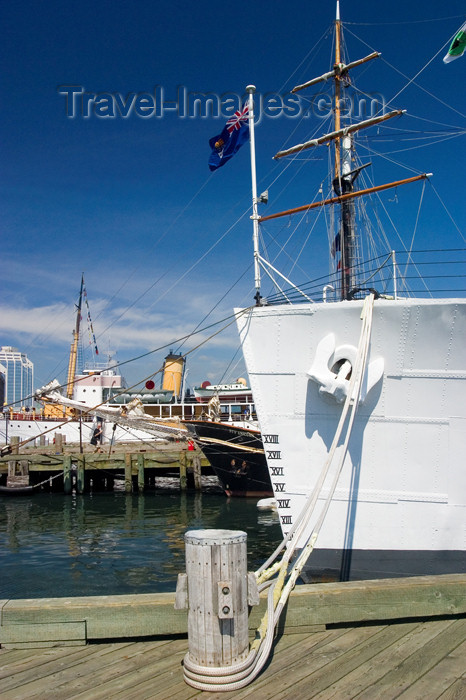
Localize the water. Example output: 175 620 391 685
0 491 282 599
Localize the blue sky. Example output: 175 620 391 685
1 0 465 396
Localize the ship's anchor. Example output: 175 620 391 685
307 332 384 404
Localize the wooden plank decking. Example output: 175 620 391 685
1 575 465 698
1 617 465 699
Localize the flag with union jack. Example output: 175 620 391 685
208 103 249 171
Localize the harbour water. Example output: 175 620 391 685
0 490 282 599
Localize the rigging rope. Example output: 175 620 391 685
343 25 465 120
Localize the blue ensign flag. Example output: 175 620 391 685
208 103 249 171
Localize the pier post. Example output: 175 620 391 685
10 436 20 453
6 440 30 488
63 455 72 494
179 529 251 676
77 456 85 494
124 453 132 493
193 454 202 491
137 454 145 493
7 437 20 487
54 433 63 453
179 450 187 491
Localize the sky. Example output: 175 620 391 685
1 0 465 398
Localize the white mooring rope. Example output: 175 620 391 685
183 294 376 691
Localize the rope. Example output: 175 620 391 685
183 294 376 690
32 471 65 489
195 436 264 455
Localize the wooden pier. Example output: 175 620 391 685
1 574 465 698
0 439 213 493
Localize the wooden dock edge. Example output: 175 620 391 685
1 573 465 648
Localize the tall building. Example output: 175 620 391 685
0 362 5 408
0 346 34 409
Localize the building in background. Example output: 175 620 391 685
0 362 5 408
0 346 34 409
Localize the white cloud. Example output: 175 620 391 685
0 302 75 345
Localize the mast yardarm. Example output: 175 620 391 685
273 111 404 160
291 52 380 93
258 174 431 223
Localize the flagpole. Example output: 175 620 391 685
246 85 262 304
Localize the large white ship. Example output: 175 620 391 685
236 4 466 580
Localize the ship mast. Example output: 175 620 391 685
334 0 342 179
66 274 84 399
255 1 431 302
334 1 356 300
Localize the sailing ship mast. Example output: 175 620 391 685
257 0 430 302
66 274 84 399
334 0 355 299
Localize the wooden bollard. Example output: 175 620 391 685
176 529 259 673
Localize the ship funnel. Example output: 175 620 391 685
161 351 186 401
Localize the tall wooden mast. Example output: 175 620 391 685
66 274 84 399
334 0 342 180
256 1 427 302
334 0 356 300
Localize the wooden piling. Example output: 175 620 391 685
76 457 85 494
54 433 63 453
63 455 72 494
193 455 202 491
124 453 132 493
137 454 145 493
179 451 187 491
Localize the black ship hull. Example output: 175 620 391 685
186 420 272 497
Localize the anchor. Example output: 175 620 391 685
307 333 384 404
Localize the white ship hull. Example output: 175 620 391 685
237 297 466 578
4 418 158 445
